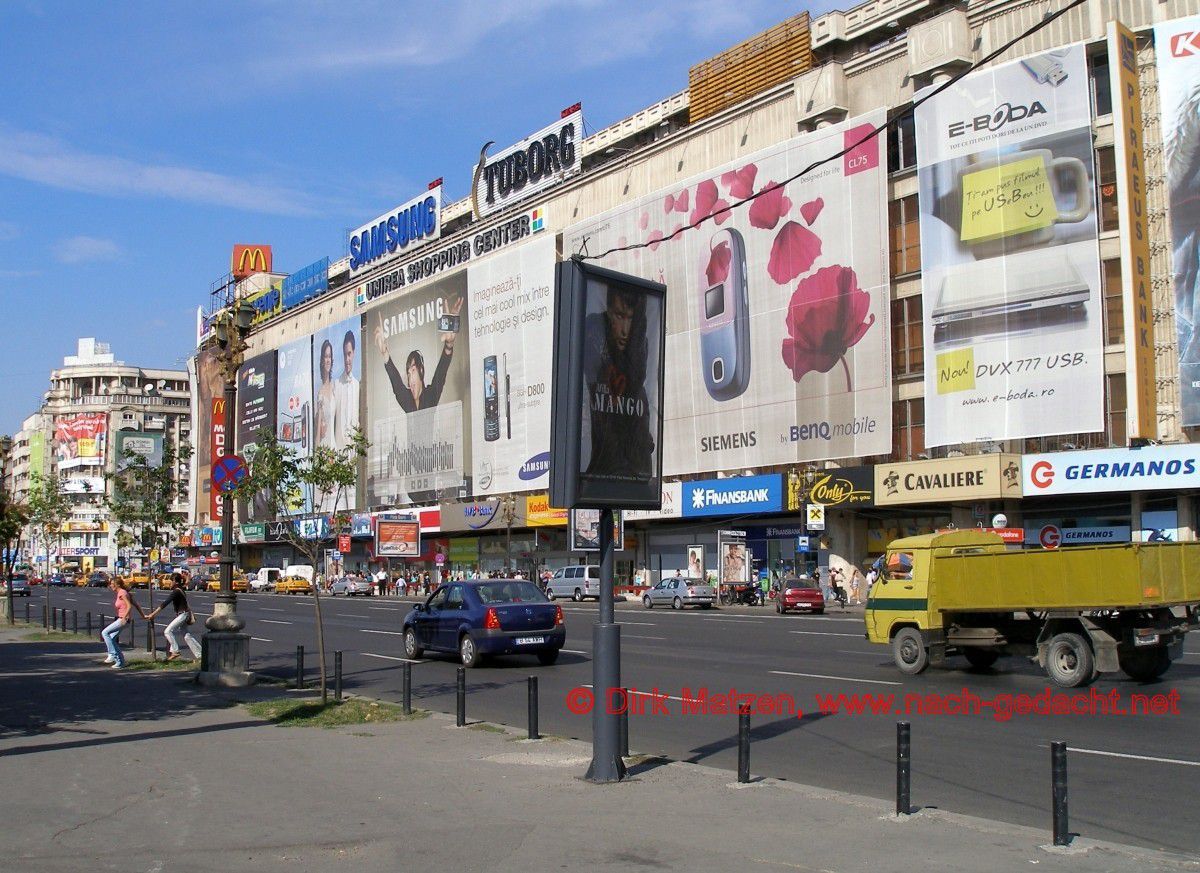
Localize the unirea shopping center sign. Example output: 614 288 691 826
1022 445 1200 495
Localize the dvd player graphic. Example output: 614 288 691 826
932 250 1089 344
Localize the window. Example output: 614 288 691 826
1106 373 1127 447
889 195 921 276
1097 147 1118 232
891 295 924 376
887 111 917 173
1101 259 1124 346
1089 50 1113 118
445 586 465 610
892 398 925 460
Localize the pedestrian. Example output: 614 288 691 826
145 572 201 662
373 566 386 596
101 577 145 669
849 566 863 605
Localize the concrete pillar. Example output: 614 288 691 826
1177 494 1196 542
1130 492 1144 543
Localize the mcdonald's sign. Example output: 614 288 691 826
231 244 273 280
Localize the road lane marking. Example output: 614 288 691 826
561 649 589 655
703 618 767 624
368 607 403 611
1058 747 1200 767
583 684 703 705
361 629 405 636
260 608 286 612
769 670 901 687
251 637 273 643
623 635 667 641
260 619 292 625
362 652 426 663
789 630 863 638
836 649 884 657
617 621 656 626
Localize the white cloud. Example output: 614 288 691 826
55 235 122 264
0 127 318 217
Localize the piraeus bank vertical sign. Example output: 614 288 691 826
472 105 582 219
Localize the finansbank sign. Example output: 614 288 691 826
682 475 782 518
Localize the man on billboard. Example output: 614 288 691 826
582 285 655 479
374 296 463 412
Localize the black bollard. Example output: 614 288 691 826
126 619 134 648
402 661 412 715
334 651 343 702
72 610 78 634
24 601 30 624
456 667 466 727
85 611 91 635
528 676 539 740
897 722 911 815
1052 741 1070 846
618 687 629 758
145 618 154 654
737 703 751 784
42 603 47 629
296 645 305 689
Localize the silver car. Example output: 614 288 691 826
642 577 715 609
330 576 374 596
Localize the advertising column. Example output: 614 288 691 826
1155 14 1200 425
915 44 1104 444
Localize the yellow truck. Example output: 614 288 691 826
865 530 1200 687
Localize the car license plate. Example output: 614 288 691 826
1134 633 1159 647
515 636 545 646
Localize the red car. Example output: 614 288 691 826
776 576 824 614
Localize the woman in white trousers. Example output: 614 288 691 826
146 573 201 661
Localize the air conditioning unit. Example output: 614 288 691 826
907 9 972 80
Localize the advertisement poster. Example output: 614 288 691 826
720 542 749 583
376 518 421 557
237 351 277 522
54 412 108 467
564 112 891 476
569 508 623 552
311 317 362 512
914 43 1104 444
363 273 470 505
194 349 224 523
114 431 164 470
1156 14 1200 425
687 545 705 579
467 236 556 495
276 336 313 514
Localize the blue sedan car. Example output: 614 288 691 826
402 579 565 667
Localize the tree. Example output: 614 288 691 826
0 498 29 624
234 426 368 703
27 473 71 620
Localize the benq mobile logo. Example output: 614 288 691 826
1171 30 1200 57
947 101 1047 138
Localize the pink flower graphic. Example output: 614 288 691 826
768 221 821 285
799 197 824 226
721 164 758 199
663 194 675 213
781 265 874 390
638 212 650 230
706 240 732 286
748 180 792 230
647 229 664 251
690 179 719 225
673 188 690 213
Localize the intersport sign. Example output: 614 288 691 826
1022 446 1200 496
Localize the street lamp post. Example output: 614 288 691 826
500 495 517 574
199 300 255 687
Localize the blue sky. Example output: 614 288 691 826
0 0 842 436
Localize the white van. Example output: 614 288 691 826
545 566 601 601
250 567 283 592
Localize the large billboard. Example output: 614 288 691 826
237 351 277 522
312 317 362 512
114 431 164 470
915 43 1104 445
564 112 891 476
194 349 224 524
54 412 108 468
276 336 313 514
467 236 557 495
473 106 582 219
1156 14 1200 425
363 272 470 505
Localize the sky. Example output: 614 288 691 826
0 0 845 436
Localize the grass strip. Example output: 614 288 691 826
244 697 427 728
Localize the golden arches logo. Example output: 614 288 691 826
231 244 272 279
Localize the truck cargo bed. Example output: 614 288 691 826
931 542 1200 612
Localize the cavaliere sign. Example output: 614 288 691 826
1022 445 1200 496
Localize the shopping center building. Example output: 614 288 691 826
191 0 1200 585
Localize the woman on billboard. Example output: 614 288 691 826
315 339 337 449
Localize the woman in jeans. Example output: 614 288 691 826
101 577 144 669
145 573 201 661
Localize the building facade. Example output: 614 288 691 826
196 0 1200 584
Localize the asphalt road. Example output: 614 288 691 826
29 585 1200 854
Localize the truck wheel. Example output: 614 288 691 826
963 649 999 670
1119 647 1170 682
1045 633 1094 688
892 628 928 675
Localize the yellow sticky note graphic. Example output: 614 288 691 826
960 156 1058 243
936 348 975 395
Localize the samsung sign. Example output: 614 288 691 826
1023 445 1200 496
472 105 582 219
349 188 442 277
682 474 783 518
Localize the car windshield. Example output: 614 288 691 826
475 581 548 604
785 578 818 590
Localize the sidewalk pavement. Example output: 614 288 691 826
1 627 1193 873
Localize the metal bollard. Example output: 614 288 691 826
528 676 539 740
1052 741 1070 846
146 618 154 654
334 651 343 702
897 722 911 815
737 703 751 783
42 603 48 629
72 610 78 634
126 619 134 648
456 667 466 727
402 661 412 715
618 687 629 758
85 612 91 635
24 601 30 624
296 645 305 689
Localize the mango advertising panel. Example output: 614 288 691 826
564 112 891 476
914 43 1104 445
